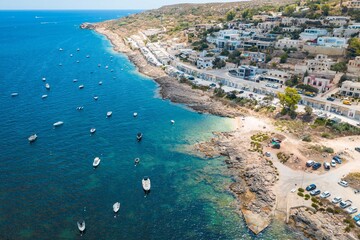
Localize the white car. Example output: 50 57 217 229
338 180 349 187
331 160 336 167
320 191 331 198
346 207 358 214
332 197 342 204
265 152 271 157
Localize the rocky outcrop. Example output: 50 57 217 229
80 22 95 30
194 132 278 234
289 207 358 240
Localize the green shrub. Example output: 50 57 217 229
298 192 304 197
326 207 334 213
311 203 319 209
345 226 351 233
298 188 304 192
305 194 310 198
323 147 334 153
321 132 332 138
311 197 318 203
302 135 312 142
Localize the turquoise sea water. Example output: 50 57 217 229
0 11 301 239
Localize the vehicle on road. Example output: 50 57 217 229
323 162 330 170
310 189 321 196
320 191 331 198
312 162 321 170
306 160 315 167
340 200 352 209
332 197 342 204
333 156 342 164
354 214 360 222
331 160 336 167
338 180 348 187
327 97 335 101
355 147 360 153
346 207 358 214
306 184 316 191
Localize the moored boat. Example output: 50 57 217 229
93 96 98 101
59 48 63 51
76 106 84 110
134 158 140 165
45 83 50 90
133 112 138 117
77 220 85 234
42 77 46 81
113 202 120 213
11 93 19 97
53 121 64 127
137 132 142 141
90 128 96 134
73 79 78 82
142 177 151 193
79 85 84 89
77 48 80 51
98 81 102 85
106 111 112 118
93 157 100 167
170 120 175 124
42 94 48 99
28 134 37 143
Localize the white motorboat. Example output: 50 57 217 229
98 81 102 85
79 85 84 89
77 220 85 233
105 66 109 69
86 55 90 58
77 48 80 52
113 202 120 213
76 60 80 63
106 111 112 118
59 63 62 66
93 157 100 167
42 77 46 81
28 134 37 143
70 54 73 57
90 128 96 134
110 69 114 72
170 120 175 124
73 79 78 82
53 121 64 127
134 158 140 165
59 48 63 51
137 132 143 141
76 106 84 110
45 83 50 90
133 112 138 117
42 94 48 99
93 96 98 100
142 177 151 192
97 64 101 67
11 93 19 97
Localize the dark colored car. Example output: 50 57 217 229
355 147 360 153
306 184 316 191
312 162 321 170
333 156 342 164
327 97 335 101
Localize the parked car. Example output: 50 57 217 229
306 160 315 167
272 138 282 143
353 214 360 222
310 189 321 196
346 207 358 214
343 100 351 105
355 147 360 153
327 97 335 101
332 197 342 204
323 162 330 170
340 200 352 209
333 156 342 164
306 184 317 191
355 190 360 194
356 221 360 227
312 162 321 170
265 152 271 157
338 180 349 187
331 160 336 167
239 90 244 94
320 191 331 198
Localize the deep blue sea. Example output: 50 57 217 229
0 10 300 239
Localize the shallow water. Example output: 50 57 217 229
0 10 301 239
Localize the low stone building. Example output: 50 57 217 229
340 81 360 98
347 56 360 74
275 38 303 49
303 75 333 93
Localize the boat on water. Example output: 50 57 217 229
86 55 90 58
105 66 109 69
76 60 80 63
137 132 143 141
53 121 64 127
133 112 138 117
76 106 84 111
11 93 19 97
90 128 96 134
77 48 80 52
110 69 114 72
134 158 140 165
59 63 62 66
170 120 175 124
93 96 98 101
73 79 78 82
106 111 112 118
98 81 102 85
97 64 101 67
70 54 73 57
59 48 63 51
113 202 120 213
42 94 48 99
77 220 86 234
45 83 50 90
28 134 37 143
142 177 151 193
93 157 101 167
79 85 84 89
42 77 46 81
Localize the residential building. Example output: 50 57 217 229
242 51 266 62
325 16 350 26
316 37 348 48
241 39 273 50
275 38 303 49
306 54 335 72
257 21 280 31
281 17 309 26
196 57 214 69
300 28 328 41
252 15 271 22
206 30 241 50
348 56 360 74
303 75 333 92
332 27 360 38
282 26 302 32
259 70 291 84
348 0 360 9
340 81 360 97
233 65 259 80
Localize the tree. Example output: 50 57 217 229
330 62 347 73
226 11 236 21
277 87 302 115
283 5 296 16
212 58 226 69
304 105 313 116
280 53 288 63
322 4 330 16
347 38 360 58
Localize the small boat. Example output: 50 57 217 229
77 48 80 52
113 202 120 213
110 69 114 72
77 220 85 234
86 55 90 58
59 63 62 66
42 77 46 81
170 120 175 124
79 85 84 89
90 128 96 134
53 121 64 127
93 96 98 101
134 158 140 165
70 54 73 57
137 132 143 141
142 177 151 193
76 106 84 111
42 94 48 99
59 48 63 51
93 157 100 167
105 66 109 69
73 79 78 82
133 112 138 117
28 134 37 143
11 93 19 97
98 81 102 85
98 64 101 67
106 111 112 118
76 60 80 63
45 83 50 90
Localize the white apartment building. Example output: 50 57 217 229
306 54 335 72
197 57 214 69
340 81 360 98
257 21 280 31
260 70 291 84
275 38 303 49
206 30 241 50
316 37 348 48
348 56 360 74
300 28 328 41
348 0 360 9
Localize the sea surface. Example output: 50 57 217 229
0 10 301 239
